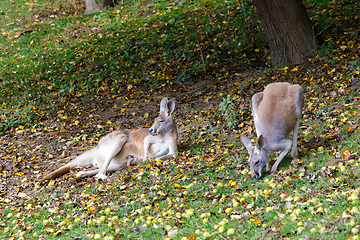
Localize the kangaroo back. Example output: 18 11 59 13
258 82 298 139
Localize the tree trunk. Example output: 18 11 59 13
253 0 322 66
103 0 118 8
85 0 118 14
85 0 101 14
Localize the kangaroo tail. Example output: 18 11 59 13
39 164 72 182
39 148 97 182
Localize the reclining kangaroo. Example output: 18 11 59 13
241 82 304 178
40 97 178 181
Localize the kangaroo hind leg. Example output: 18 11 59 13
290 85 304 158
251 92 264 137
40 147 97 182
76 163 127 178
94 133 128 180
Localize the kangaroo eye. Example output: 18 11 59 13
159 119 165 122
254 160 260 165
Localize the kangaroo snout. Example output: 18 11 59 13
149 128 157 136
251 172 261 179
249 175 260 181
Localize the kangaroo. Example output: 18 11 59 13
241 82 304 178
40 97 178 181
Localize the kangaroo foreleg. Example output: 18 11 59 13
269 139 292 173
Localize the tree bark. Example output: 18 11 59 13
103 0 117 8
85 0 118 14
253 0 322 66
85 0 101 14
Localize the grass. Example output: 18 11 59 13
1 0 360 239
1 0 264 130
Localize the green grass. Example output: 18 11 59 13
1 0 263 130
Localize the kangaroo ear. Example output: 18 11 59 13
255 135 265 150
166 99 175 116
160 97 169 113
240 134 252 151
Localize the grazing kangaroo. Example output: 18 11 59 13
40 97 178 181
241 82 304 178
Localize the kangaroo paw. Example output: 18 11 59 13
76 171 86 178
291 149 298 158
270 167 278 174
291 157 300 166
94 173 108 180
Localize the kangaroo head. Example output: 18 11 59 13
240 135 269 178
149 97 176 136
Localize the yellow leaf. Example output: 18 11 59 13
48 180 55 187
